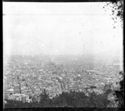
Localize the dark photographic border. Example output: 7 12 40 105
1 0 124 111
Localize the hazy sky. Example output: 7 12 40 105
3 2 123 59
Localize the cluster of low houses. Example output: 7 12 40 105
4 93 33 104
7 93 32 103
3 89 38 104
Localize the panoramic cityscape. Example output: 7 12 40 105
3 2 123 108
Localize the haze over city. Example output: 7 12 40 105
3 2 123 63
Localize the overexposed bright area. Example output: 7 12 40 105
3 2 123 63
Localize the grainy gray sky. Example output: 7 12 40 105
3 2 123 60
